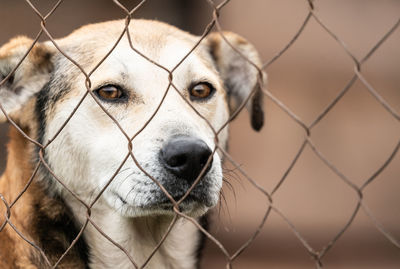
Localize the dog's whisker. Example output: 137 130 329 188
220 190 232 224
222 177 238 204
122 180 143 204
215 190 233 233
117 167 132 174
223 167 244 187
118 171 137 187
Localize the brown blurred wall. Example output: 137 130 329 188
202 1 400 268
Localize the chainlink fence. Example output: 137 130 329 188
0 0 399 268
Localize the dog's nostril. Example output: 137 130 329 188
200 151 212 166
168 154 187 167
160 136 213 184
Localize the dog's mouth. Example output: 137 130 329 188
116 192 211 216
118 193 202 207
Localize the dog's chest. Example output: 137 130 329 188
71 205 201 269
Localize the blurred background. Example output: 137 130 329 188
0 0 399 268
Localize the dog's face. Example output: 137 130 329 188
0 20 264 218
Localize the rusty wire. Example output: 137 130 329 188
0 0 399 268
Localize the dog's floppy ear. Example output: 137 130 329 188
206 32 266 131
0 36 54 123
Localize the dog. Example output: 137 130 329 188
0 19 264 268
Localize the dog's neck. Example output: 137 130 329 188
65 195 202 269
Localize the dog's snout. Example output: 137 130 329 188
160 136 213 184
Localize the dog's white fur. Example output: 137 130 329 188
0 20 264 268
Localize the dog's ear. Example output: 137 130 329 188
0 36 54 123
206 32 266 131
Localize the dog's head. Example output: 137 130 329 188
0 20 265 218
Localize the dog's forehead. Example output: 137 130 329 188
56 20 217 91
58 20 211 69
92 39 210 78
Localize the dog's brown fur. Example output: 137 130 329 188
0 127 88 268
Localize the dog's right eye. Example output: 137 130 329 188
189 82 215 101
94 85 126 102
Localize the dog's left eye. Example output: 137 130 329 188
189 83 215 100
94 85 125 101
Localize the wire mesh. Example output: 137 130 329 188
0 0 399 268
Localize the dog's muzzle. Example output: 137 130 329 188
109 135 220 217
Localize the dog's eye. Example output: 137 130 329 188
189 83 215 100
94 85 125 101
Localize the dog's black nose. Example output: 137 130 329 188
160 136 213 184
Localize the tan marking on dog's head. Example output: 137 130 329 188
0 36 54 124
0 36 33 59
0 36 52 69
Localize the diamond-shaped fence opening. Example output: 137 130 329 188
0 0 399 268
